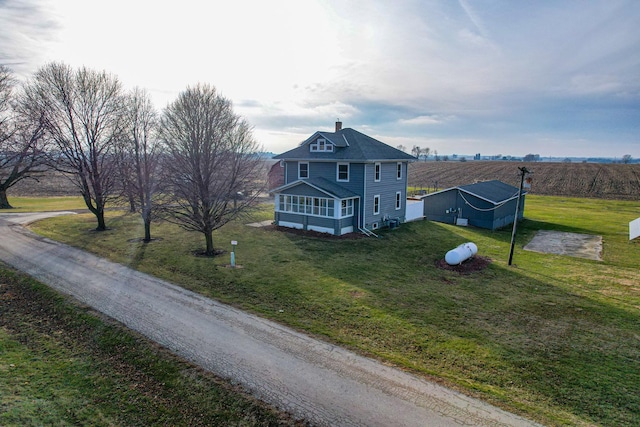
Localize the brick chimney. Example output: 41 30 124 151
335 120 342 132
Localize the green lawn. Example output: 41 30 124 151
0 265 299 426
2 196 87 212
28 195 640 426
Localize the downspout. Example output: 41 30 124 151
359 225 378 238
358 164 378 237
403 162 408 222
362 162 367 230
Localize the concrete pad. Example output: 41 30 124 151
246 220 273 228
524 230 602 261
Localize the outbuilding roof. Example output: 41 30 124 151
273 128 416 162
458 180 521 204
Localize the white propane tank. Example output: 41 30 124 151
445 242 478 265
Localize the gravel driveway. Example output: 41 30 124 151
0 212 541 427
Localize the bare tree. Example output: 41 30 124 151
160 84 263 256
121 87 161 242
622 154 632 164
396 144 406 152
423 147 431 162
0 65 13 128
22 63 125 230
411 145 422 159
0 66 49 209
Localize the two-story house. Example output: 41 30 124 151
271 122 416 235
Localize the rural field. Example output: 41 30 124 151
3 162 640 426
11 161 640 200
409 161 640 200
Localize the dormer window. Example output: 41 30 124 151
310 138 334 152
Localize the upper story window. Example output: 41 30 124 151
310 138 334 152
298 162 309 179
374 162 381 182
337 162 349 182
396 162 402 180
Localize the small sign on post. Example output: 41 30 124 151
230 240 238 268
630 218 640 241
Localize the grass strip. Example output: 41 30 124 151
1 196 87 212
0 264 301 427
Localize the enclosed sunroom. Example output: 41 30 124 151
273 177 360 235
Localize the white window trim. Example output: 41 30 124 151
298 162 309 179
310 138 334 152
396 162 402 180
374 162 381 182
373 194 380 215
277 194 335 218
337 162 350 182
339 198 355 218
395 191 402 210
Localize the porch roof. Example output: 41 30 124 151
272 177 360 200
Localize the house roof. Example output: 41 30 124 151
273 128 417 162
458 180 521 204
271 177 360 200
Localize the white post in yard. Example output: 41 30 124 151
230 240 238 268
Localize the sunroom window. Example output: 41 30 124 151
277 195 335 218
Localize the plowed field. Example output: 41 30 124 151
9 162 640 201
409 161 640 200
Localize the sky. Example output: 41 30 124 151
1 0 639 159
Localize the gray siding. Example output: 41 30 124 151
424 189 458 224
423 188 525 230
274 210 355 235
284 161 296 184
280 159 408 233
308 162 335 180
363 162 407 228
275 211 339 230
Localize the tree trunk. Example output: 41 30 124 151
128 194 136 213
0 189 13 209
143 216 152 242
95 209 107 231
204 231 214 256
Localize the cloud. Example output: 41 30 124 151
399 115 454 126
0 0 61 76
1 0 638 158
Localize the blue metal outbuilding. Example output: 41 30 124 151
422 180 525 230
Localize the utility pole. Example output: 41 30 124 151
508 167 531 266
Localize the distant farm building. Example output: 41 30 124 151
421 180 525 230
267 161 285 190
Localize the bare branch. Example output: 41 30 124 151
20 62 125 229
159 83 264 255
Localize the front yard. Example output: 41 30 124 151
28 195 640 426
